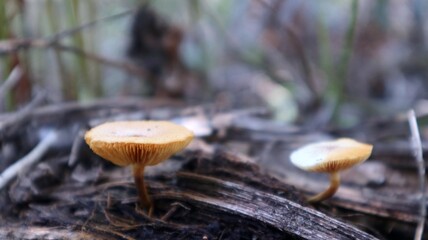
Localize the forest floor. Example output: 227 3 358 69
0 98 425 239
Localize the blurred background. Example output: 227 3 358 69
1 0 428 129
1 2 427 238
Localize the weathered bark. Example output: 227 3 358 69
225 121 424 225
0 150 377 239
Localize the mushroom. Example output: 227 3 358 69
85 121 194 215
290 138 373 203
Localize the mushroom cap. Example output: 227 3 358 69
85 121 194 167
290 138 373 173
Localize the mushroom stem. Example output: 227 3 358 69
132 164 153 216
308 171 340 203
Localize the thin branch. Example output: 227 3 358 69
54 44 146 77
91 225 136 240
68 129 86 167
0 91 45 134
34 9 132 44
0 9 134 54
0 130 58 190
0 66 23 106
0 226 96 239
408 109 426 240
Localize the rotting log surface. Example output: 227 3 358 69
0 149 377 239
226 122 424 224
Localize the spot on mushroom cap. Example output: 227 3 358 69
290 138 373 173
85 121 194 167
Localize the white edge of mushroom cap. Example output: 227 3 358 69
290 138 373 172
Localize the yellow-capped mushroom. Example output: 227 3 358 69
85 121 194 215
290 138 373 203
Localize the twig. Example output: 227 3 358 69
0 130 58 190
160 202 191 221
407 109 426 240
54 44 146 77
68 129 87 167
102 208 143 230
91 225 136 240
0 66 23 106
0 91 45 135
0 226 95 239
0 9 134 54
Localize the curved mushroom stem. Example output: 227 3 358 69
132 164 153 216
308 171 340 203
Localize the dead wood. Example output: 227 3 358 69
221 117 426 238
0 226 100 240
0 100 424 239
0 149 378 239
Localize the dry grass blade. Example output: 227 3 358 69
408 109 426 240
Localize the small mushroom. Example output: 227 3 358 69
290 138 373 203
85 121 194 215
